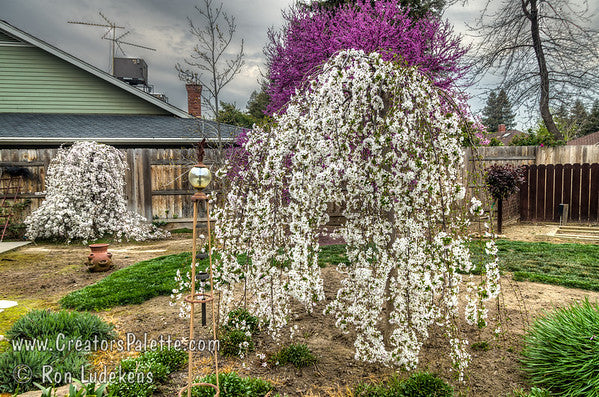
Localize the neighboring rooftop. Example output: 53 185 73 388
0 113 242 146
567 131 599 146
486 124 524 145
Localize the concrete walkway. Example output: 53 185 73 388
0 241 30 254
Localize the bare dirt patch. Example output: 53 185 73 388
2 229 599 396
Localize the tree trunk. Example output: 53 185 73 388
497 199 503 234
524 0 563 141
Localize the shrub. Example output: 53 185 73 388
220 329 254 358
108 347 187 397
191 372 273 397
521 298 599 395
108 349 187 397
355 372 453 397
142 346 187 372
510 387 551 397
223 308 259 334
24 141 168 243
0 309 113 393
400 372 453 397
485 164 525 202
0 348 89 393
270 343 316 368
6 309 115 341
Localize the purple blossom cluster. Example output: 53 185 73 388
265 0 469 115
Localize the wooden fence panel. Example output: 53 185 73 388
581 164 591 221
6 145 599 225
591 164 599 221
536 165 546 220
545 165 554 221
520 166 530 221
528 165 537 221
519 162 599 223
563 164 572 220
571 164 581 222
553 164 563 221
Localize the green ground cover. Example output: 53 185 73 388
60 252 200 311
60 240 599 312
489 240 599 291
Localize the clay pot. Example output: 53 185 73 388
87 244 113 272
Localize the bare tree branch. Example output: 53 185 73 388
469 0 599 140
176 0 245 160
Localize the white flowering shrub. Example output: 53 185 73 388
25 141 169 243
209 50 499 377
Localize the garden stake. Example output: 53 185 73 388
179 141 219 397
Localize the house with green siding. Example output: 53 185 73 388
0 20 242 221
0 19 239 147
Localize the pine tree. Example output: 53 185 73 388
246 84 270 122
482 89 516 132
570 99 588 137
580 100 599 136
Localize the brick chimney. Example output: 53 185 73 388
185 84 202 117
498 124 506 133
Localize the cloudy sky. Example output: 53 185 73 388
1 0 573 128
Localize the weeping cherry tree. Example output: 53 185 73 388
212 50 499 378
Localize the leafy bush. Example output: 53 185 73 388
36 380 110 397
355 372 453 397
191 372 273 397
0 309 113 393
0 348 89 393
521 298 599 395
400 372 454 397
6 309 115 341
510 122 565 147
108 347 186 397
142 346 187 372
220 329 254 358
24 141 168 243
223 308 259 334
60 252 196 310
510 387 551 397
485 164 525 201
270 343 316 368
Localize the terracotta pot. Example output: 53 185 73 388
87 243 113 272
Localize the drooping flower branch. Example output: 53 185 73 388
212 50 498 378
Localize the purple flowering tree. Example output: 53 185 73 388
265 0 469 114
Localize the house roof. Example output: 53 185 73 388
0 113 242 146
567 131 599 146
0 19 191 119
486 129 524 145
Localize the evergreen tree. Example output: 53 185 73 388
580 99 599 136
482 89 516 131
312 0 446 18
246 84 270 122
570 99 588 137
216 102 255 129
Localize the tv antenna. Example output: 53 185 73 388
68 11 156 74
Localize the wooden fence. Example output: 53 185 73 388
0 148 214 221
520 164 599 223
5 145 599 224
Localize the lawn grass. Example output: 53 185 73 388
324 241 599 292
60 240 599 312
491 240 599 291
60 252 201 311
